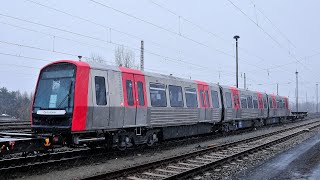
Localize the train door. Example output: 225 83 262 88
203 85 211 120
197 84 211 120
272 95 277 116
284 97 289 116
197 84 205 120
257 93 264 117
122 73 136 126
91 70 110 128
231 88 240 119
122 73 147 126
133 74 147 125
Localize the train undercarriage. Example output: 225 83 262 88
0 114 308 156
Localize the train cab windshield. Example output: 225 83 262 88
33 63 76 114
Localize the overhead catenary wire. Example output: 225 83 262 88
0 35 252 84
148 0 227 42
90 0 286 75
226 0 312 72
0 13 202 68
87 0 247 59
24 0 313 78
0 43 303 96
0 22 277 88
0 49 247 85
1 2 304 92
24 0 181 53
0 12 253 78
147 0 300 76
22 0 293 76
249 0 297 49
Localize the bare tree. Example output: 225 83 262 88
87 53 106 64
115 46 137 68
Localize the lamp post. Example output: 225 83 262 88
317 83 318 113
295 70 298 112
234 35 240 88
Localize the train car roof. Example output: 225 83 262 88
51 60 286 97
86 60 216 86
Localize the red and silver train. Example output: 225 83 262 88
31 60 290 149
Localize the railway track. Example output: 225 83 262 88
0 117 319 177
82 119 320 180
0 120 31 132
0 148 91 172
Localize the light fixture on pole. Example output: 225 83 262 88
233 35 240 88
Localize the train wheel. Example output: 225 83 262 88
117 140 127 151
146 133 158 147
146 136 154 147
117 136 131 151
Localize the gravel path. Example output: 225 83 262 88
13 119 320 180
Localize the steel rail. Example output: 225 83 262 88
82 120 320 180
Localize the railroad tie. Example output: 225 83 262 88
210 153 229 158
127 176 148 180
155 168 179 174
196 157 216 162
178 162 202 167
203 155 222 160
230 146 250 149
142 172 169 178
167 165 191 170
186 159 208 164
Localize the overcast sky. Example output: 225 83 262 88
1 0 319 104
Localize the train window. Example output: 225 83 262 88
95 76 107 105
225 92 232 108
247 96 253 108
253 96 258 109
277 100 280 109
211 90 219 108
185 87 198 107
137 81 145 106
269 98 273 108
278 99 282 108
233 94 239 108
150 83 167 107
240 95 247 108
169 85 184 107
279 100 283 109
126 80 134 106
200 90 205 107
263 97 268 109
205 90 210 107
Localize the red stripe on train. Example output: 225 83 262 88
70 60 90 131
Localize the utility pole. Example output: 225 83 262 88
140 40 144 71
277 83 279 95
234 35 240 88
317 83 319 113
295 71 299 112
244 73 246 89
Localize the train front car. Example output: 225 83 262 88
31 60 90 145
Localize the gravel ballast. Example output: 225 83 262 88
197 125 320 179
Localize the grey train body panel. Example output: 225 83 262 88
64 61 291 137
